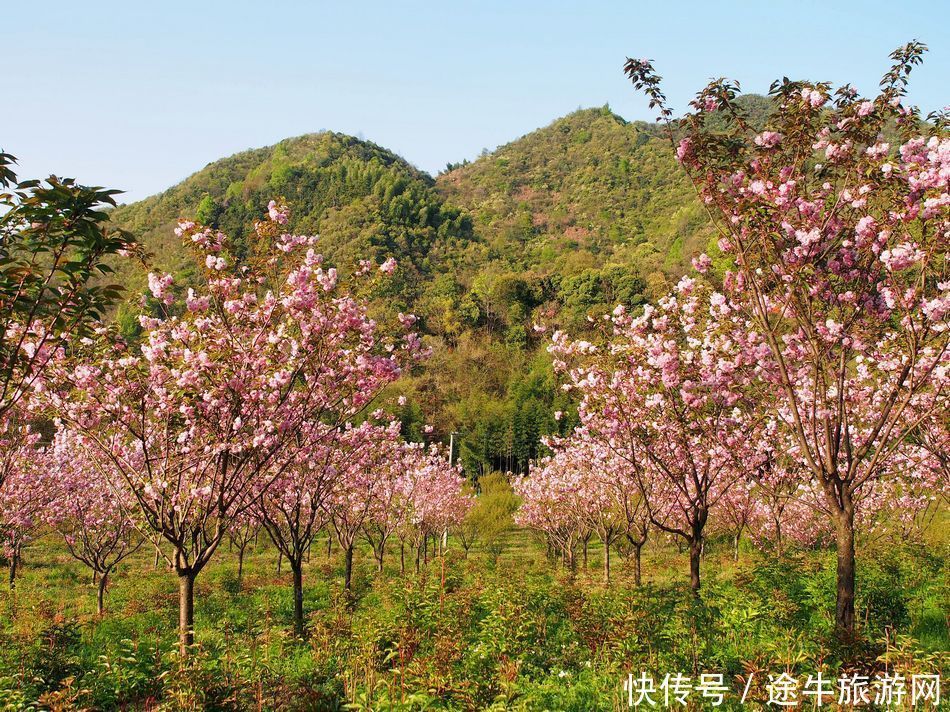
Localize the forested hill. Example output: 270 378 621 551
109 107 716 476
436 106 710 297
110 131 475 309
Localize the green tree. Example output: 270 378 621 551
0 151 136 418
459 472 519 564
194 194 222 227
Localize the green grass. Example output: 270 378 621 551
0 531 947 710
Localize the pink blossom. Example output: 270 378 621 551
880 243 923 271
147 272 175 305
267 199 289 225
675 137 693 163
800 87 826 108
753 131 782 148
43 208 426 649
205 254 227 271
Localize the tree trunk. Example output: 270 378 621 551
326 534 332 559
8 552 18 590
97 570 108 615
582 538 589 570
688 510 706 594
774 512 783 557
178 571 196 656
237 547 245 585
276 549 282 575
688 537 701 594
343 544 354 591
400 542 405 574
154 545 161 569
291 561 304 636
603 542 610 584
632 542 642 586
835 507 856 640
733 532 741 563
566 546 577 576
374 542 385 573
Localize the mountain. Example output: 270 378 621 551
110 131 474 316
109 108 714 476
436 106 710 294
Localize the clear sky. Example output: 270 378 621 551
6 0 948 203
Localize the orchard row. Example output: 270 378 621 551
0 44 947 657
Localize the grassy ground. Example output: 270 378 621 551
0 530 947 710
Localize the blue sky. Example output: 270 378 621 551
6 0 947 203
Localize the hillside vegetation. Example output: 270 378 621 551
110 107 714 475
111 132 474 306
436 106 710 296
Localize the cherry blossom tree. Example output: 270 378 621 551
514 458 588 573
745 445 810 557
743 428 937 554
716 481 757 562
43 425 142 614
402 443 470 566
0 416 50 589
519 429 650 584
749 459 941 555
328 420 405 594
361 438 420 574
625 42 949 637
527 432 635 583
257 418 404 632
227 510 260 588
45 209 420 654
253 422 335 636
619 492 650 587
355 438 467 579
550 278 769 592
